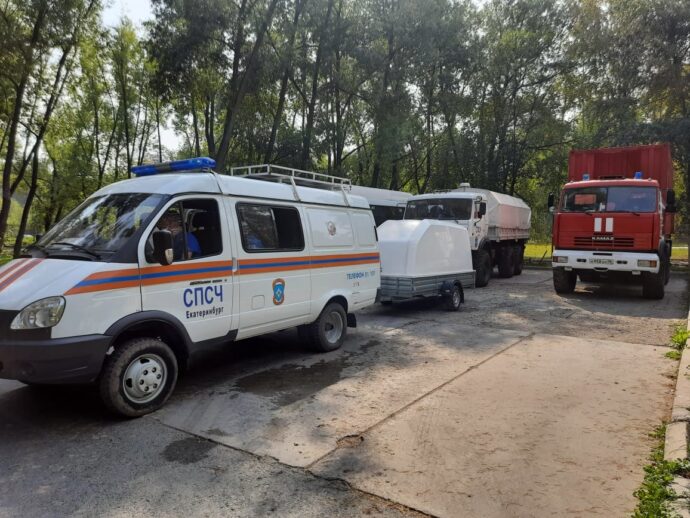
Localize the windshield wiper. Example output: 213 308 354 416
48 241 101 259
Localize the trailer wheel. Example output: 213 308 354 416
497 247 514 278
642 268 665 300
443 284 463 311
474 249 492 287
305 302 347 352
513 245 524 276
553 268 576 294
99 337 178 418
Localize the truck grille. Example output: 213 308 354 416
573 236 635 248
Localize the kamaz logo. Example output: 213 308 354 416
592 236 614 241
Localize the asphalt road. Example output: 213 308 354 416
0 269 686 517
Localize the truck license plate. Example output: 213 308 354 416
590 258 613 265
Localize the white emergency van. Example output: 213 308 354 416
0 158 380 417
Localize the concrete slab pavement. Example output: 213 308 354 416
312 333 675 517
156 322 528 467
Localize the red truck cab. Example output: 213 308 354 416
549 144 676 299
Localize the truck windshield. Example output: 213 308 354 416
36 193 166 260
405 198 473 220
561 186 657 213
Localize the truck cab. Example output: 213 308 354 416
0 158 380 417
550 144 676 299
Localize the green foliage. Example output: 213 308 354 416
633 425 690 518
2 0 690 251
671 325 689 351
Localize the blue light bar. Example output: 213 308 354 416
582 173 590 181
634 171 643 179
132 157 216 177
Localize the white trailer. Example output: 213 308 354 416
377 219 475 310
403 184 531 287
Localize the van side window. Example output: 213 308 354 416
237 203 304 253
147 198 222 262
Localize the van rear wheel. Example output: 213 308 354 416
305 302 347 352
99 337 178 418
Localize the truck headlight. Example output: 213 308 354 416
553 255 568 264
10 297 66 330
637 260 657 268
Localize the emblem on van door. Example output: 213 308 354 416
327 221 337 236
272 278 285 305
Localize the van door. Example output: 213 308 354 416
231 200 311 338
138 195 234 343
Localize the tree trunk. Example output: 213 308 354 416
265 0 305 163
300 0 334 169
13 153 40 257
215 0 280 173
0 3 48 249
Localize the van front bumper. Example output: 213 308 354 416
551 249 661 274
0 334 111 384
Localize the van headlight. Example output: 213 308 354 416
11 297 66 330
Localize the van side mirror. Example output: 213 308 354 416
667 189 677 213
478 202 487 218
547 193 555 211
152 230 174 266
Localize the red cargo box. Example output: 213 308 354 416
568 144 673 191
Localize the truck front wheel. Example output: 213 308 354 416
497 247 514 278
553 268 576 294
473 249 492 287
642 268 665 300
99 337 179 418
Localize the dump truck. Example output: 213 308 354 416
549 143 676 299
403 186 531 287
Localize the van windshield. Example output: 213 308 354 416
561 186 657 213
405 198 473 220
36 193 165 260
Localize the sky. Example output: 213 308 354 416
102 0 153 28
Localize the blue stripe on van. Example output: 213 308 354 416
75 265 232 287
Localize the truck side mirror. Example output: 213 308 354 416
152 230 174 266
478 202 487 218
667 189 677 213
547 193 555 210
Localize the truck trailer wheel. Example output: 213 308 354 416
513 245 524 276
642 269 665 300
497 247 514 278
473 249 492 287
99 337 178 418
305 302 347 352
553 268 576 294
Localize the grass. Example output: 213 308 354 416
524 243 688 261
0 255 11 266
633 425 690 517
664 325 688 361
671 324 689 351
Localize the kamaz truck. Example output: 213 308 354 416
549 144 676 299
403 185 531 287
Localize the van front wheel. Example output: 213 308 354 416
99 337 178 418
305 302 347 352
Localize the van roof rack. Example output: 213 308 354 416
229 164 352 191
229 164 352 206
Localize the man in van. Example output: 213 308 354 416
157 210 201 260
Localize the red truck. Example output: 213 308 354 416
549 143 676 299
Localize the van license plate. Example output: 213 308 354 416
590 258 613 265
